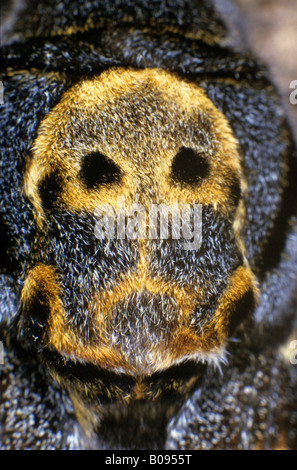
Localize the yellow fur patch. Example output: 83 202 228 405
24 67 244 229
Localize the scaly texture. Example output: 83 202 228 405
1 0 297 450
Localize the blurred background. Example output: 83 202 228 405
235 0 297 139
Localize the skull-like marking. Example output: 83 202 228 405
19 68 258 432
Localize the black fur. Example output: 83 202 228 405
1 0 297 450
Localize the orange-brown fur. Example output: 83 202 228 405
22 68 257 377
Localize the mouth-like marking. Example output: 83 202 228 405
18 261 257 378
44 350 206 403
43 351 207 435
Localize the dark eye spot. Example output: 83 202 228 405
0 214 19 273
19 289 50 347
227 287 256 336
38 171 63 212
79 152 122 189
171 147 209 186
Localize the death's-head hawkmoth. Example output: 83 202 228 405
1 0 297 450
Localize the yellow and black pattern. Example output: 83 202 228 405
1 0 297 450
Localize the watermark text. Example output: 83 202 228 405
0 341 4 365
289 80 297 105
290 339 297 365
94 197 202 250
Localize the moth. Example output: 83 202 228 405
1 0 297 450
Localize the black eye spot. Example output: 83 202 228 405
38 171 63 212
171 147 209 186
227 287 256 336
0 214 19 273
19 289 50 347
79 152 122 189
